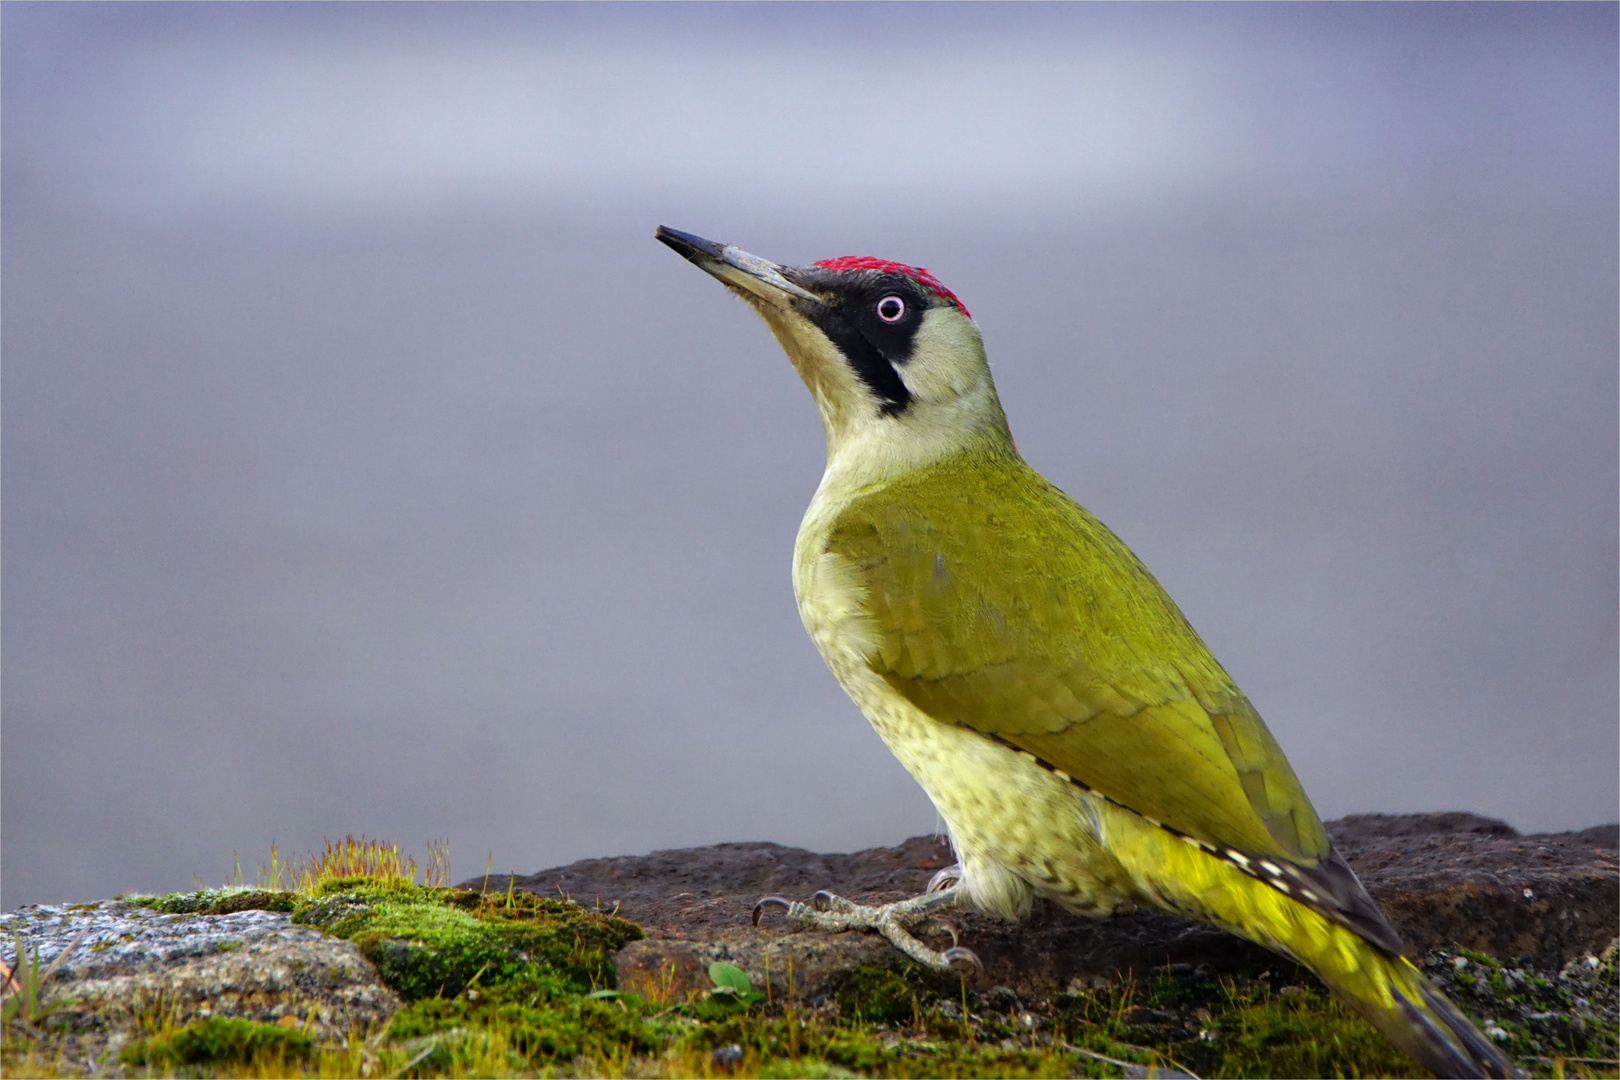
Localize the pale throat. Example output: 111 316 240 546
754 299 1014 494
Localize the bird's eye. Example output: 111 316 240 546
876 295 905 323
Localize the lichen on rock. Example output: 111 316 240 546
0 894 398 1073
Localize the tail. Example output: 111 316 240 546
1212 856 1522 1078
1204 851 1522 1077
1320 942 1520 1080
1122 821 1523 1077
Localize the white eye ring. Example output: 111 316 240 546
876 295 905 323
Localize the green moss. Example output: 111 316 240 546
1427 947 1618 1066
120 1016 312 1068
211 889 299 914
1195 980 1413 1078
835 966 923 1026
63 875 1607 1078
387 980 668 1063
27 954 1586 1079
126 888 298 915
756 1060 862 1078
291 880 641 1001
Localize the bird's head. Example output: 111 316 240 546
657 227 1013 476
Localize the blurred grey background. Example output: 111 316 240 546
3 3 1615 910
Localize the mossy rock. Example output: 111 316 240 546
46 867 1609 1077
833 964 944 1026
130 888 299 915
291 879 642 1001
387 982 668 1064
1424 947 1620 1063
121 1016 312 1068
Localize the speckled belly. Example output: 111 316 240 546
840 655 1139 921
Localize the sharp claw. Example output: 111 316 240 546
751 896 793 926
926 864 963 894
812 889 837 912
941 946 984 980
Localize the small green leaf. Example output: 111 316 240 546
708 989 763 1011
584 989 623 999
708 961 752 995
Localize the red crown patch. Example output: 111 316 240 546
812 256 971 320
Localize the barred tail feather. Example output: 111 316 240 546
1118 817 1523 1078
1218 869 1522 1078
1337 951 1519 1080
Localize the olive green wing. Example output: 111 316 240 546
826 451 1331 866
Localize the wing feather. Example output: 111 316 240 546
822 451 1409 947
825 450 1332 866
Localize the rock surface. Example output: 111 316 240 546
0 898 399 1065
2 813 1612 1077
471 813 1619 1004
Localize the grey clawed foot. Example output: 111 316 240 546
750 885 981 979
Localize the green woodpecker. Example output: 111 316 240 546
656 226 1517 1079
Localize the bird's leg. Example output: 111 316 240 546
752 884 983 978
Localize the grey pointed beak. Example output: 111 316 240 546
656 226 824 305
